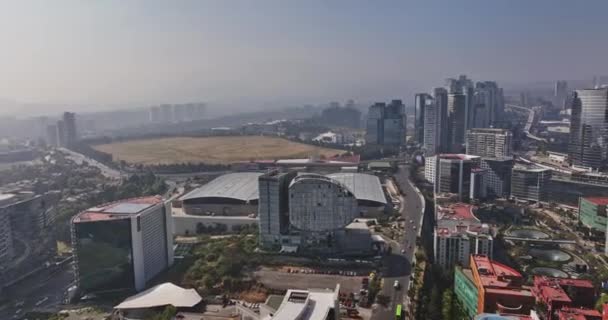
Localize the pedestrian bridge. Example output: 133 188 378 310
503 236 576 244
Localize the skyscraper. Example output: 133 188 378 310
365 100 406 146
555 80 568 109
415 93 431 145
465 128 513 158
365 102 385 145
434 87 449 152
448 93 467 153
568 88 608 169
62 112 77 147
422 95 440 156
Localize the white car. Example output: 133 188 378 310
393 280 401 290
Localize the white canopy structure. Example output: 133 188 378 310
114 283 202 310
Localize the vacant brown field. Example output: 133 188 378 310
93 136 345 165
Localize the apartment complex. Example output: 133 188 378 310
466 128 513 158
434 203 492 268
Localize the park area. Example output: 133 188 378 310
93 136 344 165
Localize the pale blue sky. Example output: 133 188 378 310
0 0 607 115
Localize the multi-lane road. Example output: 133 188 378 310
0 263 74 320
371 164 424 320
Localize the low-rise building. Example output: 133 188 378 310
434 203 493 268
237 285 340 320
556 307 601 320
454 255 534 319
578 197 607 235
531 276 596 320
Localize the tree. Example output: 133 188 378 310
442 289 454 320
428 285 442 320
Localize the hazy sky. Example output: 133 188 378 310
1 0 607 116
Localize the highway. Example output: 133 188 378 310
0 263 74 320
371 164 424 320
59 148 123 179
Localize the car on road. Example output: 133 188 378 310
393 280 401 290
400 249 406 254
409 219 413 224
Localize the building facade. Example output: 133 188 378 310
415 93 432 145
258 170 297 248
433 203 493 268
435 154 480 202
365 100 406 146
71 196 173 295
0 199 14 269
454 255 534 318
466 128 513 158
511 165 552 202
568 88 608 170
578 197 607 234
448 93 467 153
480 158 513 198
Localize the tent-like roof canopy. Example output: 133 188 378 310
115 282 202 310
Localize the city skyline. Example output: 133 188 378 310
1 0 608 116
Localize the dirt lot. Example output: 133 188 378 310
253 267 365 293
93 136 344 165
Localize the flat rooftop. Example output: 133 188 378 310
438 153 480 161
437 203 478 221
583 196 608 206
73 195 163 223
272 286 339 320
472 255 527 293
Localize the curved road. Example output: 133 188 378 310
371 164 424 320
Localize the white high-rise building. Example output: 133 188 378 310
465 128 513 158
433 203 493 269
422 96 441 156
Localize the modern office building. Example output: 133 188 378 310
466 128 513 158
429 154 480 202
568 88 608 170
511 164 552 202
62 112 77 147
531 276 595 320
258 170 297 248
435 87 450 153
71 196 173 295
45 124 59 146
548 173 608 206
448 93 467 153
256 172 385 253
364 100 406 146
480 158 514 198
0 195 14 269
434 204 492 269
422 94 440 156
3 192 56 237
554 81 569 110
454 255 534 319
415 93 432 145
